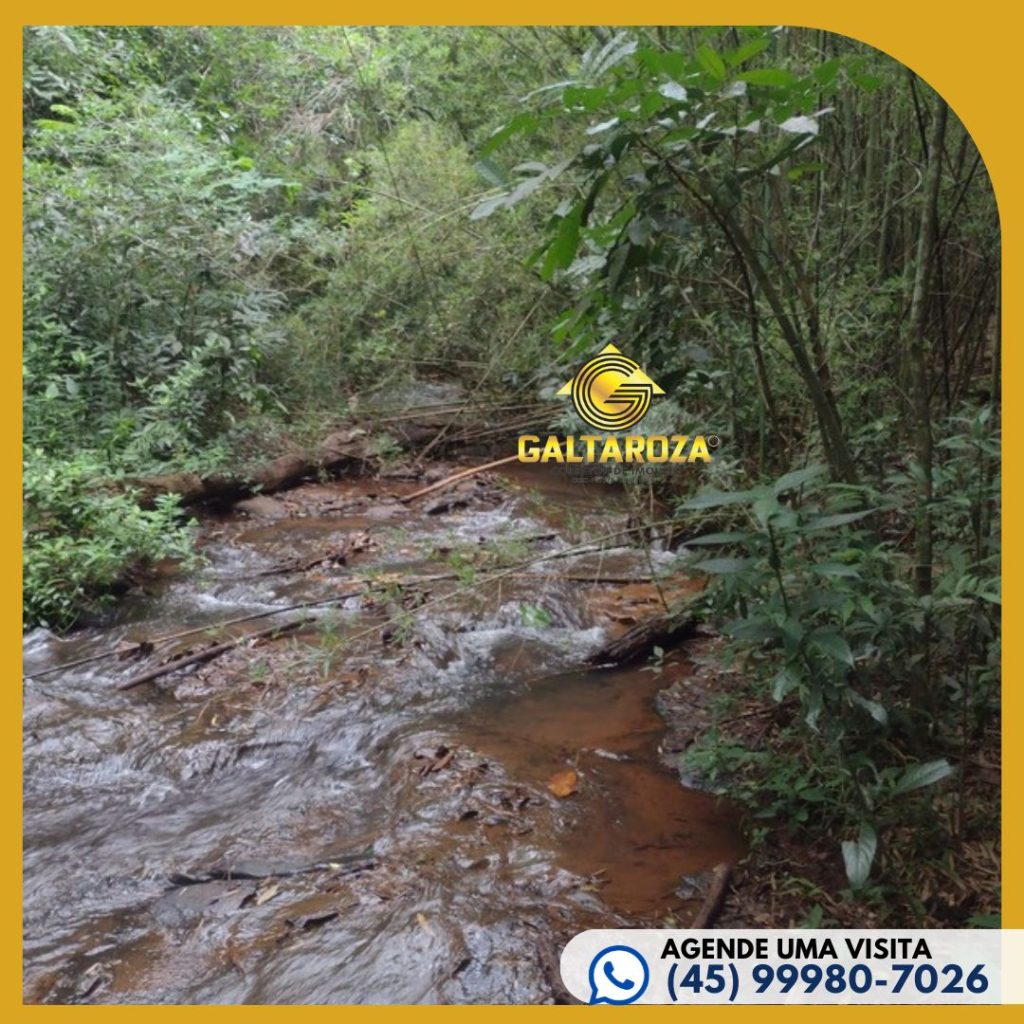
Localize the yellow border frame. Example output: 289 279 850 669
7 2 1015 1015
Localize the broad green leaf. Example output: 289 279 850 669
474 158 508 189
685 531 750 545
753 493 791 527
849 689 887 725
810 563 860 579
772 665 800 701
738 68 797 89
810 629 854 666
564 84 612 111
586 33 638 77
841 824 877 889
892 759 954 795
725 618 781 641
852 73 883 90
480 112 539 156
813 58 841 86
693 557 757 574
541 202 583 279
773 465 827 495
726 35 769 67
804 509 875 531
695 44 727 82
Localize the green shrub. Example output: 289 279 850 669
23 452 196 631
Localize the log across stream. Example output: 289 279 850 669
23 462 742 1004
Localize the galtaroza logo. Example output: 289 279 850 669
517 343 715 464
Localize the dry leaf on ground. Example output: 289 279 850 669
547 768 579 798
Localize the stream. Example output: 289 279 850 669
23 462 742 1004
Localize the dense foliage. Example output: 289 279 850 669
23 26 999 920
472 26 998 917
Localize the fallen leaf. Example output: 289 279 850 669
254 881 279 906
416 745 455 776
547 768 579 798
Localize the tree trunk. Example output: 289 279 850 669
907 95 949 597
120 429 373 508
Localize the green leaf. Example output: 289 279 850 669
753 493 792 528
810 629 854 667
738 68 797 89
852 73 884 91
772 665 800 701
725 618 781 641
810 563 860 579
520 602 552 628
541 202 583 279
892 759 955 795
804 509 875 531
813 58 841 86
686 531 750 545
474 158 509 188
841 824 877 889
849 690 887 725
693 557 757 574
726 36 769 67
695 44 727 82
49 103 79 121
480 112 539 156
967 914 1001 928
34 118 77 132
681 488 762 509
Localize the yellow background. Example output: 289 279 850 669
5 1 1015 1015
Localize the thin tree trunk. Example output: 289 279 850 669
907 94 948 597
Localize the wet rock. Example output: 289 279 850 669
235 495 289 519
424 493 471 515
152 880 257 927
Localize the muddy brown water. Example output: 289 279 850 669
23 463 742 1004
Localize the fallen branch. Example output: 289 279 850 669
117 616 316 692
25 593 366 680
690 862 732 928
399 455 520 504
121 429 372 509
586 597 702 667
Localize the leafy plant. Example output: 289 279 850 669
23 452 195 630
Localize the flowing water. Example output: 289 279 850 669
23 463 742 1004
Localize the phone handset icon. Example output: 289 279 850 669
604 961 636 990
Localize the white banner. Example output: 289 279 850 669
560 929 1022 1004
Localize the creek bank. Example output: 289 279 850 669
654 635 1001 929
